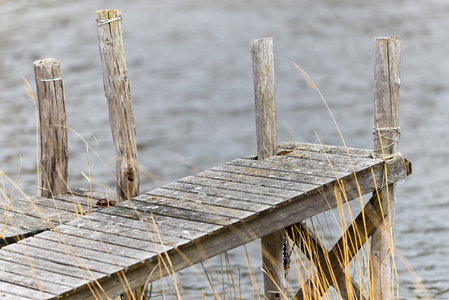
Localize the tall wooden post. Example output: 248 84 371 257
34 58 68 198
370 36 401 300
251 37 286 300
96 9 139 202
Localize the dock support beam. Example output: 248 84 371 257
96 9 139 203
370 36 401 300
251 37 286 300
34 58 68 198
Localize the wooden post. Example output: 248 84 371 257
251 38 278 160
251 37 286 300
34 58 68 198
96 9 139 202
370 36 401 300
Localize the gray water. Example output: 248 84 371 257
1 0 448 298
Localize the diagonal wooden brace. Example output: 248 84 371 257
286 193 383 300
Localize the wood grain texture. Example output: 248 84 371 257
149 186 272 212
0 280 54 299
0 249 103 281
370 36 401 300
34 58 68 198
0 191 112 247
96 10 139 202
37 229 152 261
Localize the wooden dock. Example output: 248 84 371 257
1 10 409 299
0 141 410 299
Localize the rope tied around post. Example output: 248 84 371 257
372 126 409 184
373 126 400 156
96 15 122 27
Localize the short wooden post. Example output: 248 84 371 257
251 37 286 300
96 9 139 202
34 58 68 198
370 36 401 300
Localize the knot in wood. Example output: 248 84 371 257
126 167 135 181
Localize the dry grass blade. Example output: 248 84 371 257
23 76 40 196
291 62 317 89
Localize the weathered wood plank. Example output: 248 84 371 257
0 248 102 281
0 290 32 300
4 197 79 224
1 226 43 248
0 224 29 238
228 156 381 179
18 236 140 267
55 193 112 214
84 212 204 240
123 195 240 226
5 242 118 275
142 192 254 219
28 196 87 212
53 194 95 213
0 280 54 299
197 168 317 192
161 181 286 206
0 269 72 296
70 188 117 201
52 224 171 254
149 187 271 212
212 163 334 186
0 192 112 246
278 141 373 158
0 209 55 232
72 216 190 248
283 149 380 168
230 157 343 179
179 175 302 199
0 251 90 288
32 195 99 214
37 229 152 261
99 205 221 233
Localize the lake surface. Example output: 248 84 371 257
1 0 448 298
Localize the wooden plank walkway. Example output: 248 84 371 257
0 142 410 299
0 188 114 248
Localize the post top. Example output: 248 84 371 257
250 37 273 45
375 36 401 41
96 9 122 12
95 9 122 16
33 58 59 66
96 9 122 27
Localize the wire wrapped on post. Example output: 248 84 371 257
35 76 64 82
96 15 122 27
373 126 400 158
